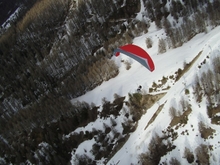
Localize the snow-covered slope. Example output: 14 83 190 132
72 24 218 105
71 24 220 164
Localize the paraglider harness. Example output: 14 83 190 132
137 85 142 92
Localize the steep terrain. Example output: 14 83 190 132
0 0 220 164
71 24 220 165
107 26 220 165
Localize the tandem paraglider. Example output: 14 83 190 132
114 44 155 72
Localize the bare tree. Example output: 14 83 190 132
169 106 178 119
184 147 195 163
163 18 172 35
195 144 210 165
158 38 167 54
169 157 181 165
146 37 153 48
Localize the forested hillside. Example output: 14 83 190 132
0 0 220 164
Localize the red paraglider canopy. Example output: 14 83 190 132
114 44 155 72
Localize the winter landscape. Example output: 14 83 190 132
0 0 220 164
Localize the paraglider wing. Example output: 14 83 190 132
114 44 155 72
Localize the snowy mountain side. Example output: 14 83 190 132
1 0 220 164
71 24 220 165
